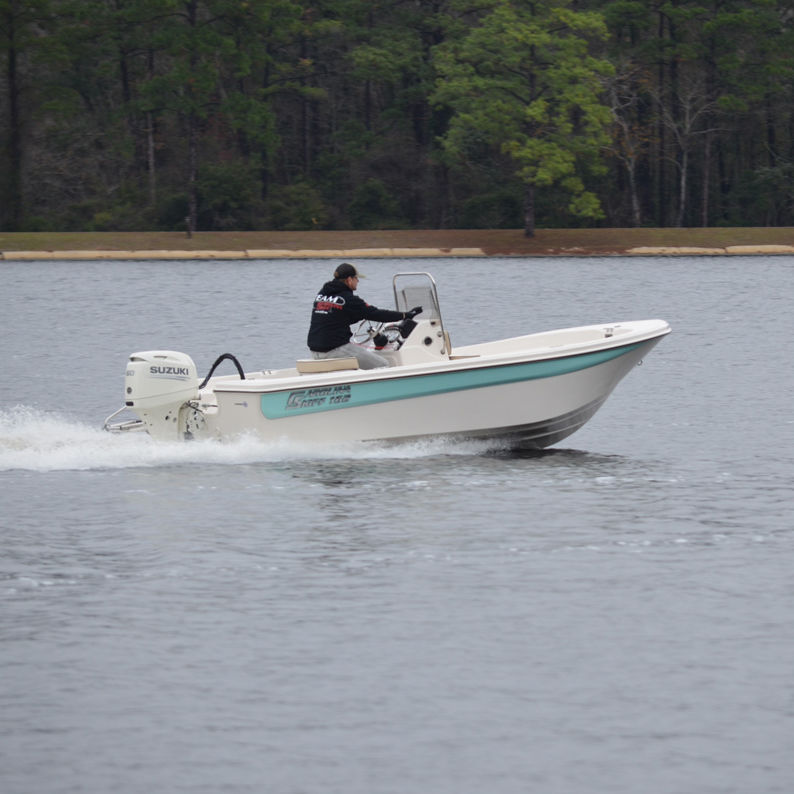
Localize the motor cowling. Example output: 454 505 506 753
124 351 199 440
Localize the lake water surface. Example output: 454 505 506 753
1 255 793 794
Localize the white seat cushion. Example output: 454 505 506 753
296 357 359 374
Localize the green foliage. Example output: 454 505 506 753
729 163 794 226
91 203 153 232
459 189 523 229
2 0 794 231
156 193 191 231
347 179 406 229
266 182 330 230
433 0 613 231
197 161 264 230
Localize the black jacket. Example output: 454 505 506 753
307 278 406 352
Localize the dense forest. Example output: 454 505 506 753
2 0 794 234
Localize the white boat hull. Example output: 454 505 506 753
205 332 661 447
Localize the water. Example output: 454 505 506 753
1 256 793 794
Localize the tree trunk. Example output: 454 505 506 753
5 10 22 230
300 37 311 176
627 162 641 227
186 0 198 234
524 183 535 237
676 148 688 227
765 96 777 168
261 61 271 202
147 111 157 206
701 131 711 227
656 10 667 227
146 51 156 207
187 114 197 235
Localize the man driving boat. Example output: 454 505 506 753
307 263 422 369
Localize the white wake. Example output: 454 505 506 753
0 406 506 472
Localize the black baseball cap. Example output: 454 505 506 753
334 263 365 279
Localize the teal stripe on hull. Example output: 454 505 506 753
261 342 644 419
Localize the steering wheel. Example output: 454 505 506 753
378 324 403 345
351 320 404 348
351 320 383 344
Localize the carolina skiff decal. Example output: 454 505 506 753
260 342 645 420
285 385 351 411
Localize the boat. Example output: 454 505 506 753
104 272 670 448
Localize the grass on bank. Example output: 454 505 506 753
1 227 793 255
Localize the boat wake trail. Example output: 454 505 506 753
0 406 507 472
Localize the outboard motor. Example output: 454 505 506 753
123 351 199 440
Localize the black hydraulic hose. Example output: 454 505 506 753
198 353 246 390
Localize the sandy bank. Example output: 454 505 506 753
2 247 493 260
4 244 794 260
2 228 793 260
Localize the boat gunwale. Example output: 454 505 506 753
210 321 670 396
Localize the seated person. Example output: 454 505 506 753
307 263 421 369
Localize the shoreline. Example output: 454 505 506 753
4 245 794 260
2 228 793 259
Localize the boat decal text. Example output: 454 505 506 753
285 384 352 411
149 365 190 376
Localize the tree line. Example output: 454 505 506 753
2 0 793 235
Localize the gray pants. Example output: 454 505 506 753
311 342 390 370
